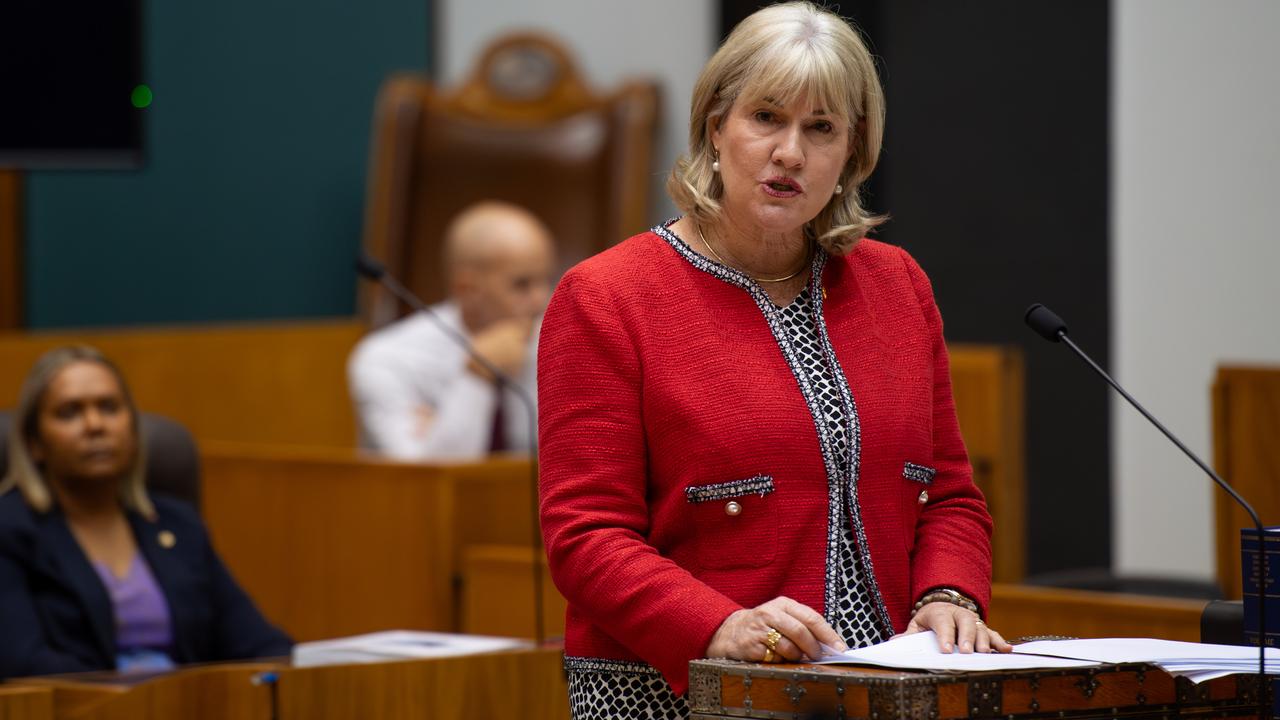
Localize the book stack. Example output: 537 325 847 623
1242 527 1280 716
1242 527 1280 647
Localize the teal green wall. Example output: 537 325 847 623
25 1 428 328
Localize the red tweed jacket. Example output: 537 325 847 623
537 226 992 695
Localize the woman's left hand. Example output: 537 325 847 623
902 602 1012 654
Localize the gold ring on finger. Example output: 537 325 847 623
764 628 782 652
762 647 776 663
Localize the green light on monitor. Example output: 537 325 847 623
131 84 153 109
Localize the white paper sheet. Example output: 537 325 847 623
292 630 531 667
1014 637 1280 664
814 631 1101 672
1012 637 1280 683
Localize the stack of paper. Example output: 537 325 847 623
292 630 530 667
1014 637 1280 683
819 632 1280 683
816 632 1100 671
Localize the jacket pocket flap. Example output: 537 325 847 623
685 475 775 503
903 462 937 485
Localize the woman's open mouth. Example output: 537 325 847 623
761 177 803 197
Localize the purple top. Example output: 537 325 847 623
92 554 175 667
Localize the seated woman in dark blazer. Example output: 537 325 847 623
0 346 291 679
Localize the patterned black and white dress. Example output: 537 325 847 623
564 273 890 720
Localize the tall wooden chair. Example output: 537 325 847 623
360 34 661 327
949 344 1027 583
1213 365 1280 598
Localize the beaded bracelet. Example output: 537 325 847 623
912 588 979 616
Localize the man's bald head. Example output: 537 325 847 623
444 202 556 333
444 202 554 276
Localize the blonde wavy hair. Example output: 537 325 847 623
0 346 153 519
667 1 886 255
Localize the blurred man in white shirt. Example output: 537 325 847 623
348 201 555 459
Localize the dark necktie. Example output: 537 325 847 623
488 386 506 453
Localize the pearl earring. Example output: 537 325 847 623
711 150 720 173
834 184 843 195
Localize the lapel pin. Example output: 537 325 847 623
158 530 176 549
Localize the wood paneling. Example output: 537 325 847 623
461 550 1205 644
989 583 1206 642
1213 365 1280 599
0 320 365 447
0 170 21 330
950 344 1026 583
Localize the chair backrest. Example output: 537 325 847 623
0 410 202 510
1213 365 1280 598
360 33 661 327
949 344 1026 584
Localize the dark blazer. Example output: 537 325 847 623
0 490 291 679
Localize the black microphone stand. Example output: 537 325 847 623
1025 303 1270 719
358 255 546 645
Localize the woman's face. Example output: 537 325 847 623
710 93 852 237
29 361 136 486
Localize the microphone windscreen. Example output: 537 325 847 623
354 253 386 280
1025 303 1068 342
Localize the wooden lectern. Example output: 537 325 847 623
688 659 1268 719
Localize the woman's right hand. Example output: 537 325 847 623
705 596 849 662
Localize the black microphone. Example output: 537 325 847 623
1024 303 1068 343
1024 303 1270 718
356 253 547 645
354 253 387 281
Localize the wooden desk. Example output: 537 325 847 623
8 650 567 720
200 444 537 641
461 545 565 639
10 663 276 720
0 685 52 720
275 647 568 720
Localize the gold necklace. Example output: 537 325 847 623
696 225 810 283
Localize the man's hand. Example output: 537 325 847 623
467 318 534 380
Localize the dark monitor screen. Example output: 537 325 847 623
0 0 144 169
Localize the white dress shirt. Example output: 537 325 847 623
347 302 538 460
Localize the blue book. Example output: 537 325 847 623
1241 527 1280 647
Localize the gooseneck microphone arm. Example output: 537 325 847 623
356 253 546 645
1024 303 1268 718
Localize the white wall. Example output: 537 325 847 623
1113 0 1280 580
438 0 716 223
